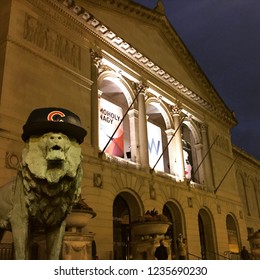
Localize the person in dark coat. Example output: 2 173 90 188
240 246 250 260
154 239 168 260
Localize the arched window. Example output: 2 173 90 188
163 201 184 259
226 214 240 255
98 74 134 160
113 191 142 260
181 123 200 183
146 99 172 173
198 208 216 259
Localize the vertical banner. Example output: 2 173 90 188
147 122 164 172
182 140 192 180
183 150 192 180
99 98 124 157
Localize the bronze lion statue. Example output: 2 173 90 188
0 108 87 259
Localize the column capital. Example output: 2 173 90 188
134 80 148 94
90 49 103 69
200 123 208 133
171 104 182 116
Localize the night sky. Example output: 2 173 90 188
133 0 260 160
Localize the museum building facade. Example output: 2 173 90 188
0 0 259 259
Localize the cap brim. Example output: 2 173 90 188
22 121 87 144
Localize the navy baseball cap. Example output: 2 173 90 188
22 107 87 143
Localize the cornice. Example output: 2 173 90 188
35 0 236 127
233 145 260 167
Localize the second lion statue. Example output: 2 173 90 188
0 107 87 259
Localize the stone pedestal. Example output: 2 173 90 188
62 232 95 260
131 236 171 260
62 209 96 260
249 231 260 260
131 222 171 260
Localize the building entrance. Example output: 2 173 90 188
198 209 216 259
113 192 142 260
113 195 131 260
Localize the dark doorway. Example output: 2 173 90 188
113 195 131 260
198 209 216 259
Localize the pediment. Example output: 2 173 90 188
74 0 236 126
84 2 203 94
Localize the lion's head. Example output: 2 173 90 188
22 132 82 184
21 132 83 226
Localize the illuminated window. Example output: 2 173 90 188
182 124 199 182
99 76 132 160
146 102 170 173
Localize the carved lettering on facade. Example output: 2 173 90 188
214 134 230 152
23 14 81 69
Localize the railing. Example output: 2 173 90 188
188 251 231 260
188 252 202 260
0 243 14 260
224 251 240 260
206 250 230 260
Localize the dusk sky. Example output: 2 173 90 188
134 0 260 160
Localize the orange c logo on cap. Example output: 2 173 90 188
47 111 65 122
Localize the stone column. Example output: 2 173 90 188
171 105 185 181
128 108 140 163
137 82 149 168
165 128 176 176
194 143 205 184
90 49 102 150
200 124 214 190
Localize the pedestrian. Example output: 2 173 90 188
240 246 250 260
179 238 188 260
176 233 183 249
154 239 169 260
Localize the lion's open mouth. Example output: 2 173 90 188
46 145 65 162
52 145 62 151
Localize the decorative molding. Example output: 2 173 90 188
63 242 86 255
93 173 103 188
5 152 20 170
232 146 260 166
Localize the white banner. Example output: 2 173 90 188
147 122 164 172
183 150 192 180
99 98 124 157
